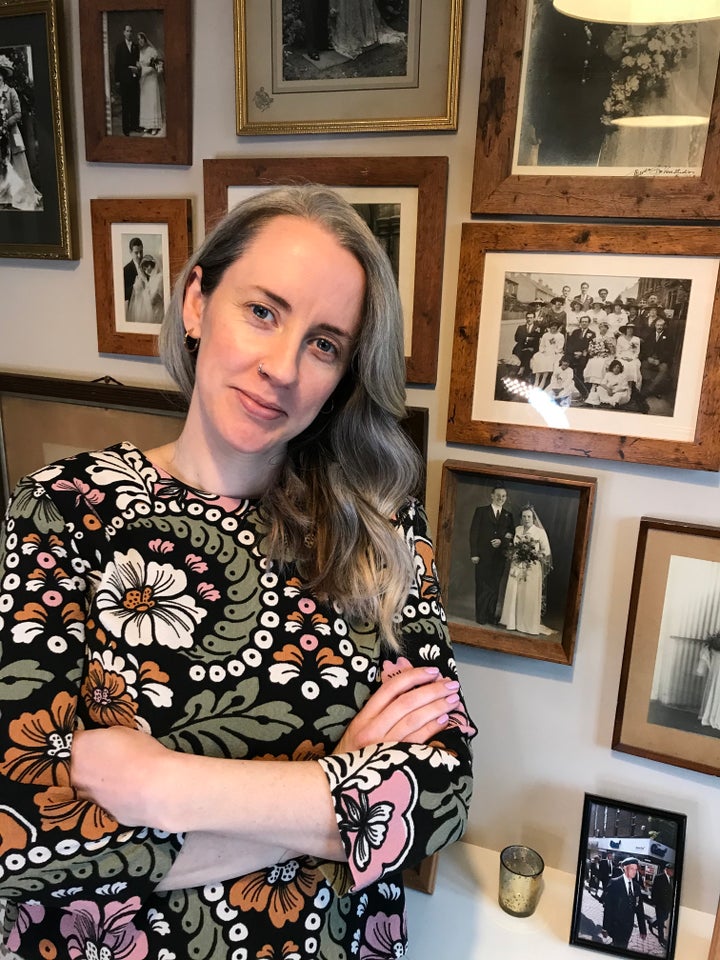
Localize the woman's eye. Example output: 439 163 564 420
250 304 273 321
315 337 338 358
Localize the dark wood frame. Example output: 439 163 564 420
613 517 720 778
447 221 720 471
0 0 76 259
570 793 686 960
78 0 192 165
710 900 720 960
234 0 462 135
203 156 448 385
435 460 595 665
90 197 192 357
472 0 720 218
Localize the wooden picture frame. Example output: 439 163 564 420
90 197 192 357
472 1 720 219
613 517 720 778
0 0 76 259
0 373 187 504
447 221 720 471
203 156 448 385
570 793 685 959
435 460 595 665
709 899 720 960
233 0 462 135
78 0 192 165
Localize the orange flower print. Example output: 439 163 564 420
255 739 326 762
0 691 75 786
229 858 320 928
34 786 118 840
256 942 301 960
0 807 34 856
269 643 348 698
81 659 138 727
413 536 441 601
11 600 85 652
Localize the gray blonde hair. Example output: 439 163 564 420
160 185 421 645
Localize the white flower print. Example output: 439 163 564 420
86 446 156 514
95 548 206 648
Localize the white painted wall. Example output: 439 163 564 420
2 0 719 917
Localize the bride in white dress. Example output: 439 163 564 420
500 506 553 636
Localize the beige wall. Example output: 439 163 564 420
2 0 719 914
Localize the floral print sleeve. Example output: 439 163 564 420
316 501 475 892
0 469 182 937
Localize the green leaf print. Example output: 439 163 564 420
0 660 55 699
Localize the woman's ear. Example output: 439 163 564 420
182 266 205 338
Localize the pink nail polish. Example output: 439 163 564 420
446 693 460 705
437 713 449 724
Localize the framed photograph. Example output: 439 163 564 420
435 460 595 665
613 517 720 778
0 372 187 505
472 1 720 218
0 0 76 259
570 793 685 959
233 0 462 135
446 221 720 472
203 156 448 384
90 197 192 357
78 0 191 165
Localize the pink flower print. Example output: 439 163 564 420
360 910 407 959
20 531 67 560
60 897 148 959
298 597 316 614
6 901 45 953
52 477 105 509
380 657 414 684
447 699 476 736
148 539 174 554
185 553 208 573
197 582 221 601
340 769 417 885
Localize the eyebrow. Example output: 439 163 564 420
255 286 357 343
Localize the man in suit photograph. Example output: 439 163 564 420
123 237 143 306
650 862 674 947
469 486 515 625
602 857 648 950
640 315 675 398
564 314 595 399
114 23 140 136
512 309 542 379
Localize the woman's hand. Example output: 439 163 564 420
333 666 459 754
71 726 178 830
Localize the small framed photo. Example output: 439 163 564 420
472 0 720 219
613 517 720 778
0 372 187 505
90 197 192 357
233 0 462 135
203 156 448 385
570 793 686 960
435 460 595 665
447 220 720 471
78 0 191 165
0 0 76 259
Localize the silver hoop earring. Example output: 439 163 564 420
184 332 200 354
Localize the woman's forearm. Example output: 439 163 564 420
156 832 295 891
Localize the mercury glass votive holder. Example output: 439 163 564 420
498 844 545 917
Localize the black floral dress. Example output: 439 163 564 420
0 443 475 960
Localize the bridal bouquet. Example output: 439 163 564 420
507 538 541 581
602 24 695 126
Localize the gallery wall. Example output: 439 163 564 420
1 0 719 915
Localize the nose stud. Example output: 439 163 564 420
258 362 265 375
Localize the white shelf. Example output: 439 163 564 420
406 842 714 959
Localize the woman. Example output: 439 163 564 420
697 632 720 731
0 187 474 959
615 321 642 391
329 0 406 60
127 252 164 325
530 318 565 389
594 357 632 408
583 320 616 402
544 356 575 405
0 55 41 211
499 506 553 636
137 31 164 136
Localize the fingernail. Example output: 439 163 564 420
445 680 460 691
446 693 460 705
437 713 449 724
425 667 440 675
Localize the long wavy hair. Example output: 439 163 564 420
161 185 421 645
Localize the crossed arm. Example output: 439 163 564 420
71 665 461 890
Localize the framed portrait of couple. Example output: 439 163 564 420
435 460 596 665
473 0 720 219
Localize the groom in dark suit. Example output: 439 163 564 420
602 857 648 949
114 23 140 136
469 486 515 625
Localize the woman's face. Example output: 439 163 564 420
521 509 533 528
183 215 365 463
138 34 146 48
141 260 154 278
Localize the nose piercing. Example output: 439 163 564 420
258 362 264 375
